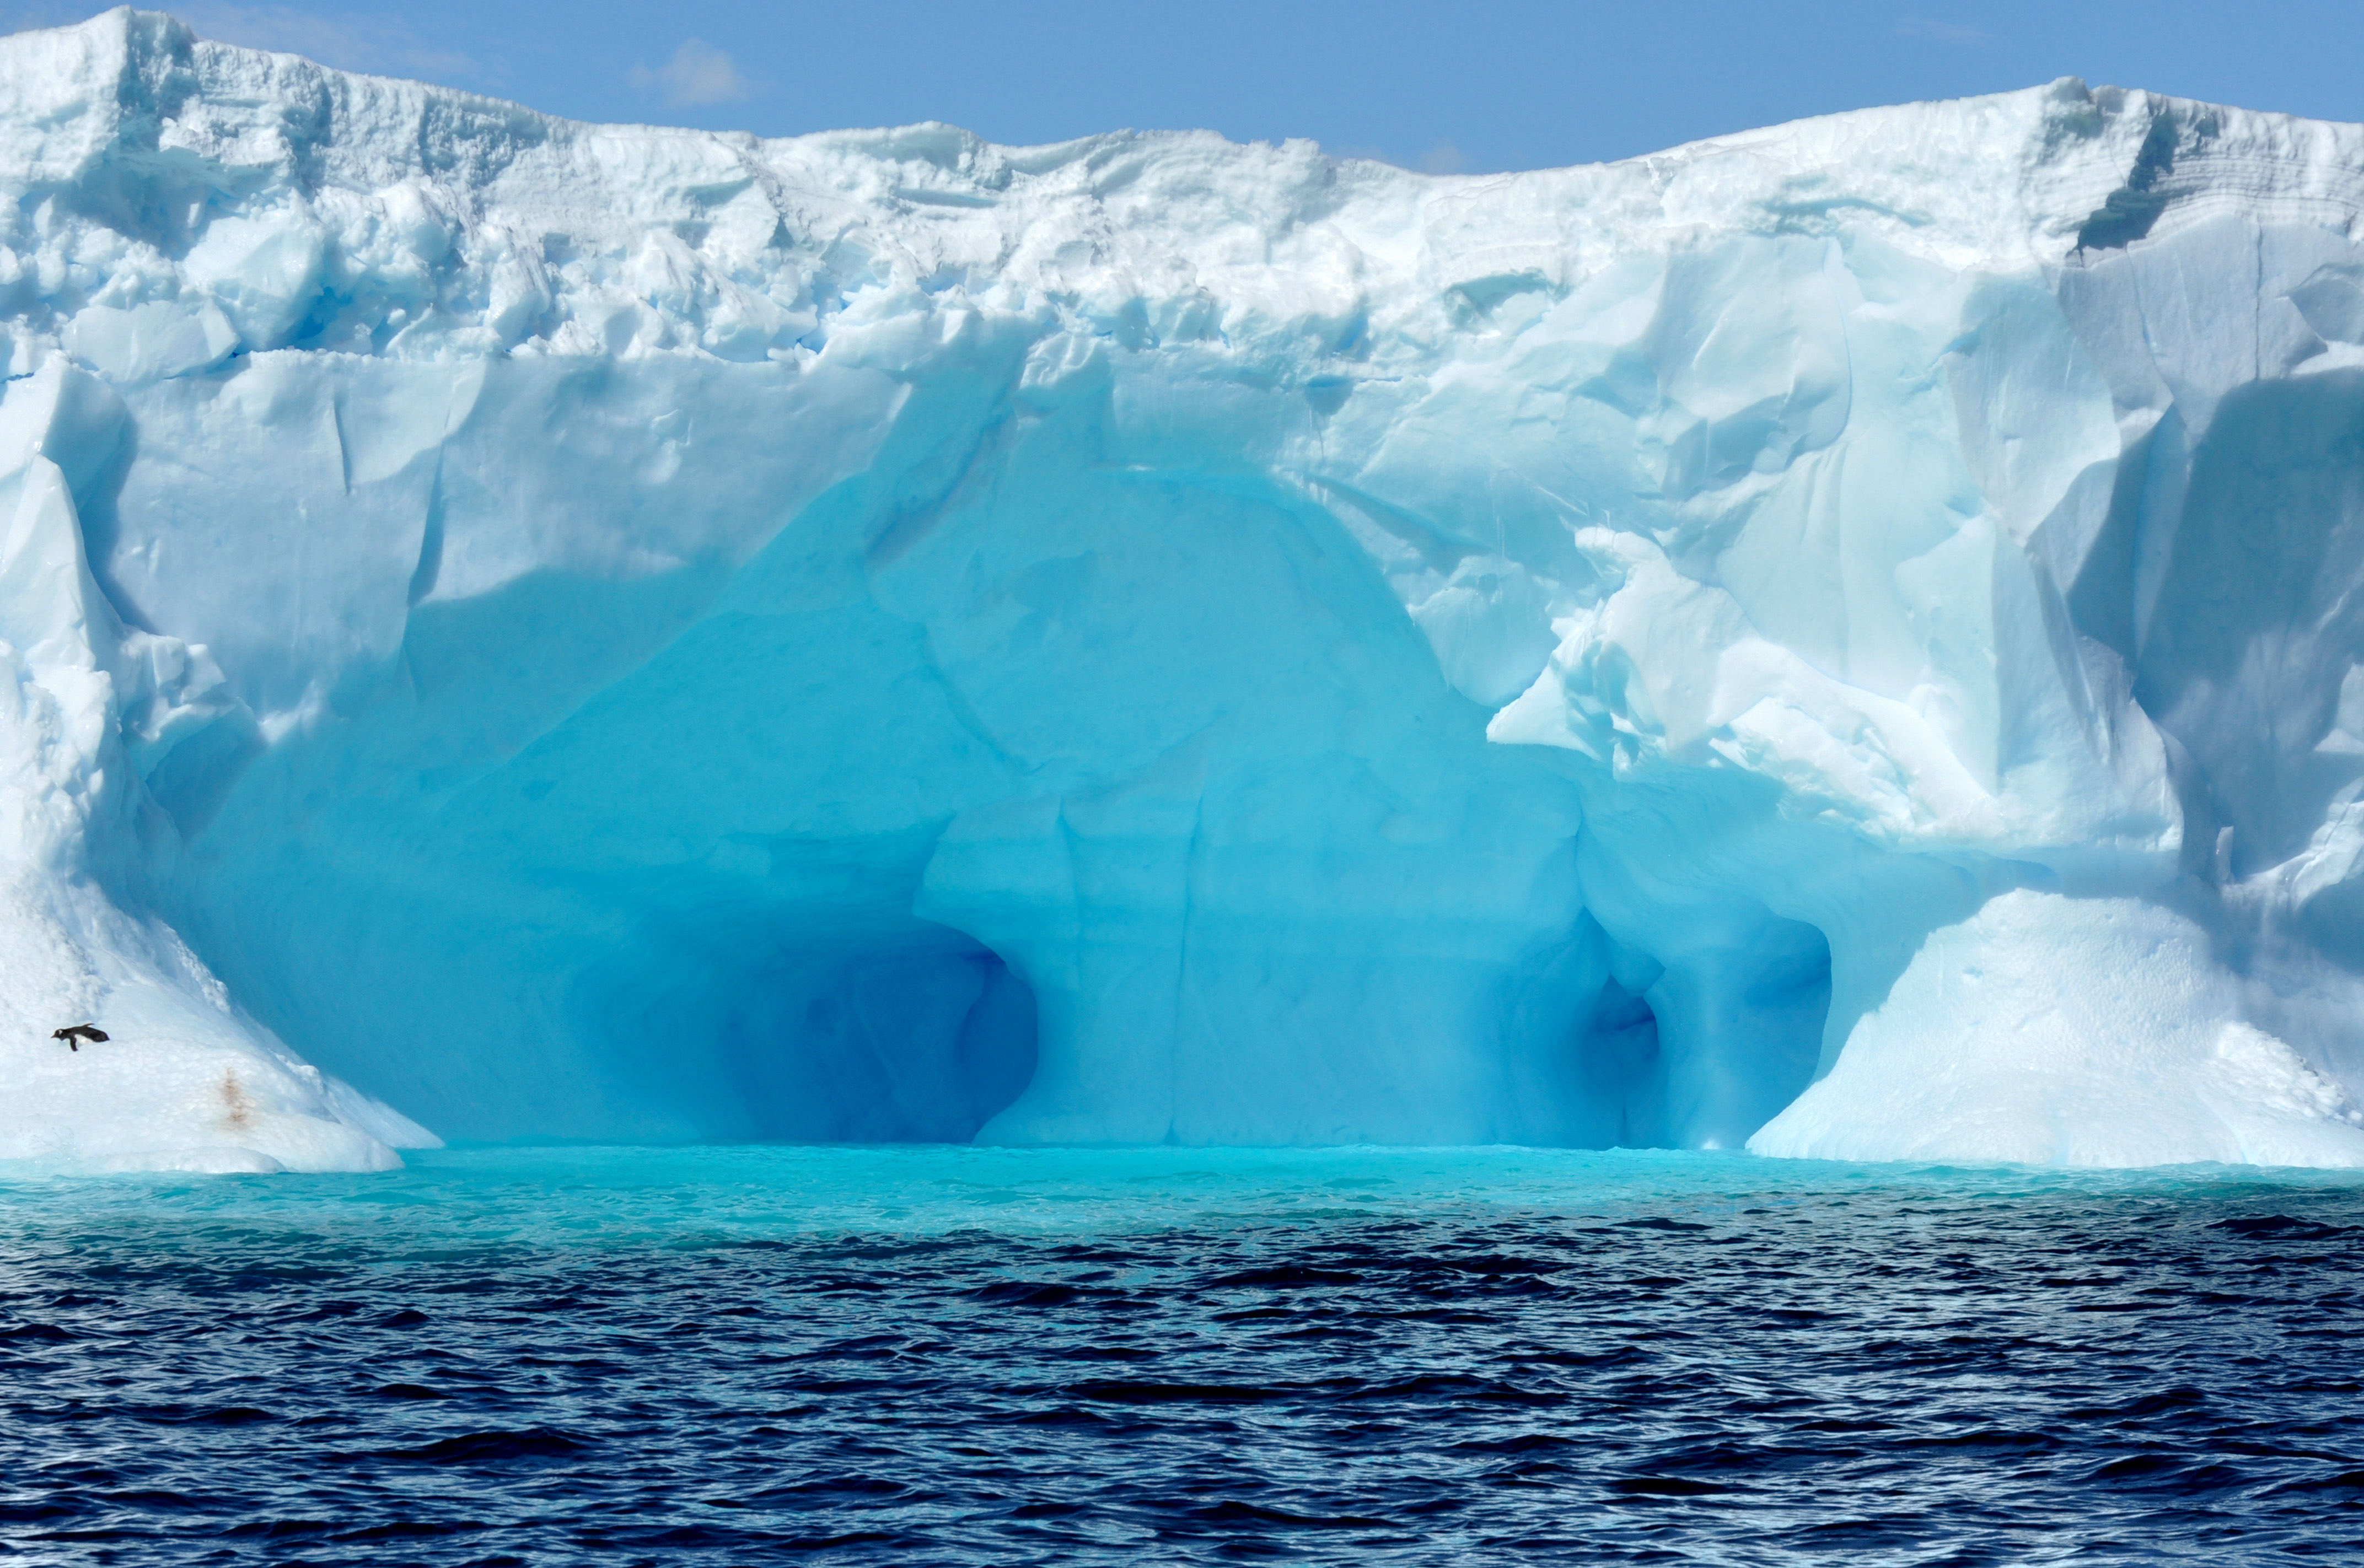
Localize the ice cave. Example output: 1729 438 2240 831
0 8 2360 1172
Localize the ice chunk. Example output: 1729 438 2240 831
64 301 238 385
1750 891 2364 1167
0 13 2357 1167
0 361 428 1173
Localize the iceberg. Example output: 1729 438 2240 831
0 8 2361 1170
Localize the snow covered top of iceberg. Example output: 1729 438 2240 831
0 7 2357 378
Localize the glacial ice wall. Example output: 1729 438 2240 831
1 8 2362 1169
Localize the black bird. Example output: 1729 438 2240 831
50 1024 106 1052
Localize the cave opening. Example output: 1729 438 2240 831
1578 977 1667 1148
732 940 1039 1143
571 920 1041 1144
1541 906 1834 1151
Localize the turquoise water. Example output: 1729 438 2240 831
18 1142 2362 1235
3 1147 2362 1562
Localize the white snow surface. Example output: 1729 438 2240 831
1751 892 2364 1166
2 8 2363 1168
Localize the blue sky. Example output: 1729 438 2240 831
4 2 2362 171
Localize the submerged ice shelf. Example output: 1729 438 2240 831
0 8 2361 1171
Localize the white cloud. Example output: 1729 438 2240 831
630 39 752 107
1419 141 1468 175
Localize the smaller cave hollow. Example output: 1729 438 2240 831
569 923 1041 1143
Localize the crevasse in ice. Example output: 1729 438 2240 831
1 8 2360 1171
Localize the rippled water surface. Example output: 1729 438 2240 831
2 1146 2361 1564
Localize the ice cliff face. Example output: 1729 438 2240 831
1 8 2361 1171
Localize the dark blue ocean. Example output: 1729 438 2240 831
1 1147 2360 1565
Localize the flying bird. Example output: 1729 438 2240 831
50 1024 107 1051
